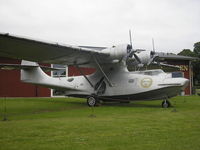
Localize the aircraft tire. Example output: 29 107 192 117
87 96 98 107
162 100 171 108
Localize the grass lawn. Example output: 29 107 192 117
0 96 200 150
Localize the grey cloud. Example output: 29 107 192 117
0 0 200 53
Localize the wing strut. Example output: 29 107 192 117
74 64 94 88
93 56 113 87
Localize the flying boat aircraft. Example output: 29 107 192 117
0 33 189 108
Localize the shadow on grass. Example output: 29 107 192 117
102 102 162 108
3 98 166 108
65 101 87 106
66 100 162 108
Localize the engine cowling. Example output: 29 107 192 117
102 44 130 60
136 51 151 65
127 51 152 67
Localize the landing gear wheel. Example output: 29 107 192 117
87 96 99 107
162 100 171 108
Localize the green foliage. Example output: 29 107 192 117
178 42 200 85
0 97 200 150
193 42 200 85
194 42 200 57
178 49 196 57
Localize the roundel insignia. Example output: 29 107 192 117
140 78 153 88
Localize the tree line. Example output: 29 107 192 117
178 42 200 86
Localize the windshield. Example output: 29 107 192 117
134 69 164 76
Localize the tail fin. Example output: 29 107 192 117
20 60 73 90
20 60 50 84
1 60 71 90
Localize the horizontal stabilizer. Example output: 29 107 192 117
0 64 59 72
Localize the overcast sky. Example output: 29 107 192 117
0 0 200 54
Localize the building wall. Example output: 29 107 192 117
0 57 51 97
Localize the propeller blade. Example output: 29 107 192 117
128 50 135 58
147 38 157 65
127 30 143 68
129 30 133 47
133 53 142 64
152 38 155 52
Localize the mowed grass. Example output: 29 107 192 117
0 96 200 150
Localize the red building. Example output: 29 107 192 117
158 53 194 95
0 57 51 97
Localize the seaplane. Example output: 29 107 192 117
0 33 189 108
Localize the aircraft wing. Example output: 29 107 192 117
149 62 180 72
0 33 109 65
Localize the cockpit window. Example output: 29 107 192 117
135 70 164 76
144 72 152 75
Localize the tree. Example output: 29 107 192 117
193 42 200 85
194 42 200 57
178 49 196 57
178 44 200 86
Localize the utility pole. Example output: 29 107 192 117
2 97 8 121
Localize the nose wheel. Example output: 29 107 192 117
162 99 171 108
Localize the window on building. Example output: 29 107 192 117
52 64 67 96
52 64 67 77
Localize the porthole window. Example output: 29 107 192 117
128 79 134 83
67 78 74 82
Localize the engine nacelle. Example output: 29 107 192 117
127 51 152 67
136 51 151 65
102 44 130 60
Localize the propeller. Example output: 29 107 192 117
147 38 159 65
126 32 160 68
127 30 143 67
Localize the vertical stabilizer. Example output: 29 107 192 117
20 60 49 84
20 60 79 91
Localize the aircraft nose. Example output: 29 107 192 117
181 78 189 90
